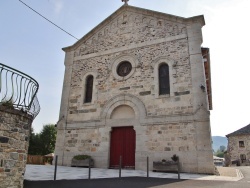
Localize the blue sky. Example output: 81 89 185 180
1 0 250 136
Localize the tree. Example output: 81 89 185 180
28 128 42 155
220 145 226 152
39 124 57 155
28 124 57 155
215 149 224 158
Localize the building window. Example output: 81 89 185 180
159 64 170 95
117 61 132 77
84 75 93 103
111 55 138 81
239 141 245 148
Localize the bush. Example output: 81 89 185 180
73 155 91 160
171 154 179 162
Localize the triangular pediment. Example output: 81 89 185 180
63 5 204 57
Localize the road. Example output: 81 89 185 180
235 166 250 186
24 167 250 188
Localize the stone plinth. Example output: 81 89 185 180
0 106 33 188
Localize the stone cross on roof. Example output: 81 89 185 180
122 0 129 5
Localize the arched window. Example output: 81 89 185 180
84 75 94 103
159 64 170 95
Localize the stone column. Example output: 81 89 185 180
55 50 74 165
0 106 33 188
187 19 214 174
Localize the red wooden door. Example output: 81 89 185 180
110 127 135 169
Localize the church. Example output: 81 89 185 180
54 0 214 174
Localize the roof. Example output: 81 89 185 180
202 48 212 110
226 124 250 137
62 4 205 52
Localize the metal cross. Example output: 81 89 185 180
122 0 129 5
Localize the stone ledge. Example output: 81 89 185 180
0 106 33 120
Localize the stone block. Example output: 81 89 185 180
4 160 16 169
10 153 18 160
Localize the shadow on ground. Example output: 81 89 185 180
24 177 185 188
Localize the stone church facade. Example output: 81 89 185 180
55 4 214 174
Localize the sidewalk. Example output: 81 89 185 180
24 165 243 182
217 167 243 178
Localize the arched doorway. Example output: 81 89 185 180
109 105 136 169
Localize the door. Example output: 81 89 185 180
110 126 135 169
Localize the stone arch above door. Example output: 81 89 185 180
101 94 147 121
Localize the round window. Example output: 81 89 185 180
117 61 132 77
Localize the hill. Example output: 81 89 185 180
212 136 228 152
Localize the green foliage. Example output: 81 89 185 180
28 124 57 155
28 128 42 155
73 155 91 160
171 154 179 162
213 145 227 158
220 145 226 152
39 124 57 155
214 149 225 158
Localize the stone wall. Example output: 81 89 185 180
228 135 250 163
0 106 33 188
56 119 214 174
68 39 191 122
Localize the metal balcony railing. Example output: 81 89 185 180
0 63 40 118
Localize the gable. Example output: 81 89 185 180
63 5 204 57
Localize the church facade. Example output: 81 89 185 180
54 3 214 174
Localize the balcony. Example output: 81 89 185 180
0 63 40 118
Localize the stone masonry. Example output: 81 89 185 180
226 124 250 165
55 4 214 174
227 135 250 164
0 106 33 188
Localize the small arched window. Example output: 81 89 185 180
159 64 170 95
84 75 94 103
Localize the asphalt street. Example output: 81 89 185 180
24 176 249 188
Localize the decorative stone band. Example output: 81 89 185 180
59 107 210 130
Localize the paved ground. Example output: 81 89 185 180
217 166 242 177
24 165 243 181
23 165 247 188
235 166 250 183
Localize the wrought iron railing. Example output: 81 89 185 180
0 63 40 118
